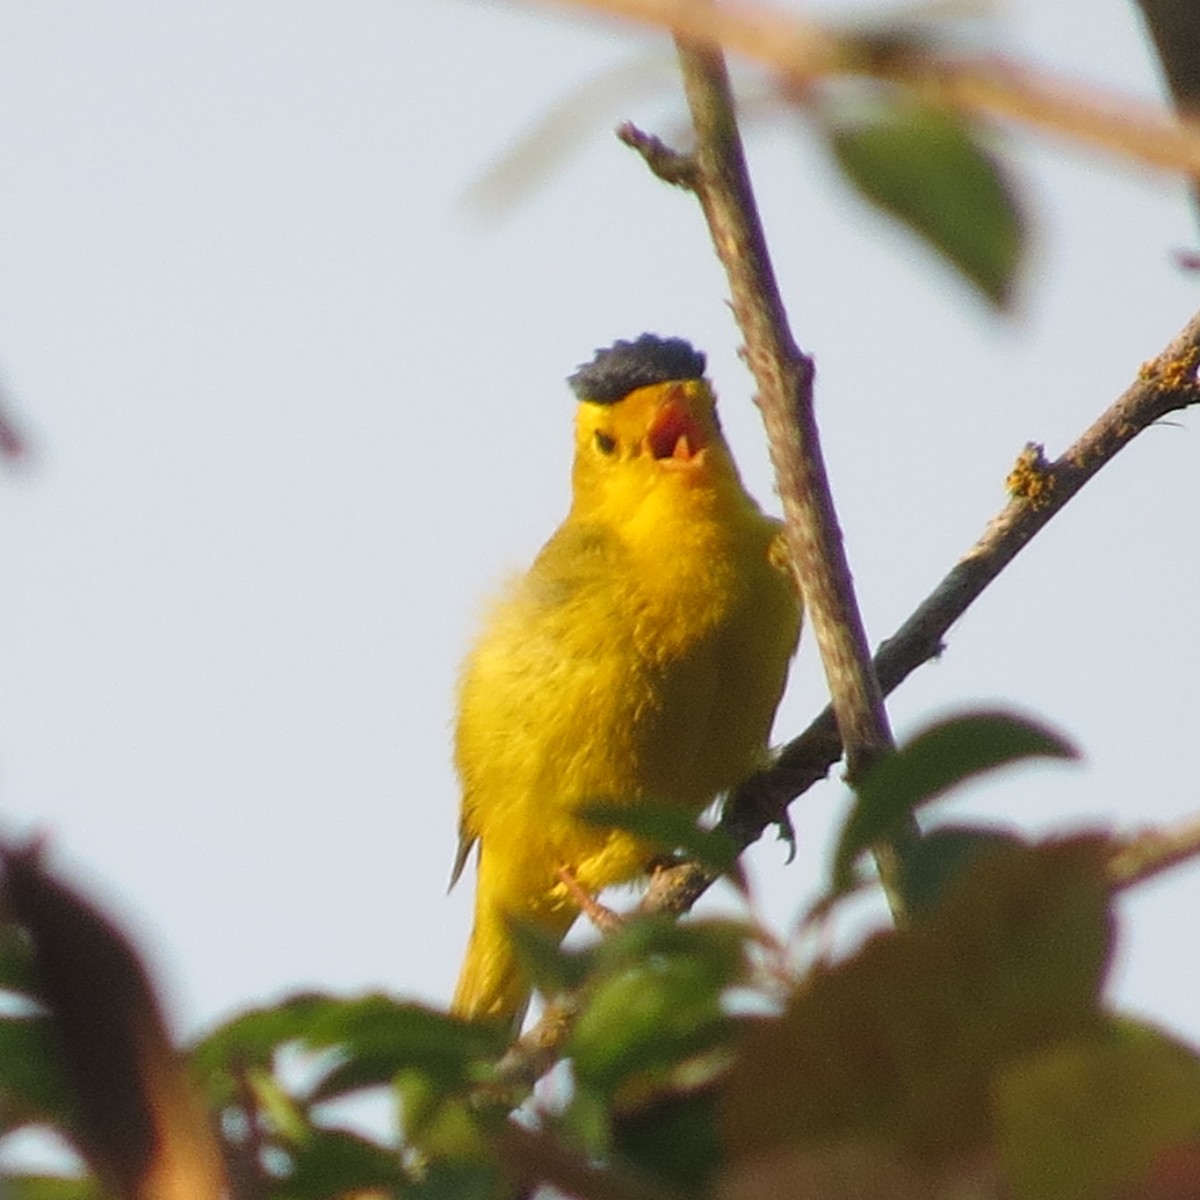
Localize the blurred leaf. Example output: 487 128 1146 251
1135 1 1200 124
571 918 746 1098
248 1066 310 1144
0 926 38 1000
1121 1142 1200 1199
580 801 744 886
717 1140 941 1200
402 1158 502 1200
833 710 1077 889
898 824 1022 919
194 994 506 1108
2 845 226 1200
394 1068 489 1161
557 1082 612 1160
589 917 750 986
721 836 1112 1163
307 999 508 1101
464 54 670 219
997 1020 1200 1200
614 1086 723 1193
282 1128 405 1199
826 100 1025 307
189 992 339 1101
0 1177 108 1200
0 1015 74 1132
506 918 594 1000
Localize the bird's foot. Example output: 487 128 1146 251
556 866 623 934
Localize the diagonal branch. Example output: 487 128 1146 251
640 309 1200 918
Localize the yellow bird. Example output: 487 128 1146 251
450 335 801 1024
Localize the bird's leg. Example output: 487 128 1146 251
555 865 623 934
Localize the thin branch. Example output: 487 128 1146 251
550 0 1200 176
1109 813 1200 891
666 34 913 916
616 122 697 187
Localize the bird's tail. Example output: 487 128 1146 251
451 904 533 1029
452 892 578 1030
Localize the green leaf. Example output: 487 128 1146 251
309 999 508 1095
720 836 1113 1164
248 1065 311 1144
898 825 1022 919
282 1128 405 1199
827 100 1025 307
193 994 507 1108
613 1086 723 1193
395 1068 489 1160
0 925 39 1000
0 1015 75 1133
833 710 1077 890
556 1081 612 1160
579 801 743 886
570 918 746 1098
506 918 594 999
402 1157 502 1200
188 992 335 1103
0 1177 108 1200
997 1020 1200 1200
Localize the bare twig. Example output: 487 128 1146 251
615 122 697 186
1109 813 1200 891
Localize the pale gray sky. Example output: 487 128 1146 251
0 0 1197 1075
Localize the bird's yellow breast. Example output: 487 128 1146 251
455 440 798 916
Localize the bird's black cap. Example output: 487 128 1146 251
568 334 706 405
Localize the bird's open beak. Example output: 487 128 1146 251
646 390 708 462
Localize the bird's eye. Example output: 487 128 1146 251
594 430 617 455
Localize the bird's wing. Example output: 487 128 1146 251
451 520 627 859
448 825 476 892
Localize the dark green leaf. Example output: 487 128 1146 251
613 1086 723 1192
579 801 742 885
306 998 508 1102
189 992 337 1093
193 994 507 1108
507 918 594 999
827 100 1025 307
403 1157 503 1200
833 710 1077 889
282 1128 405 1199
898 825 1022 919
0 1015 75 1132
0 925 39 1000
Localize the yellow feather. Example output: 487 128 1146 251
450 363 800 1024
